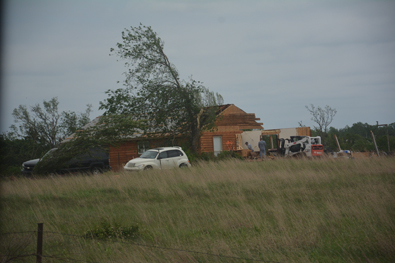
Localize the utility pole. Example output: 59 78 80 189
371 131 380 157
376 121 390 153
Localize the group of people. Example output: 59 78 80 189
245 138 266 160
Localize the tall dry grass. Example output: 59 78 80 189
1 157 394 262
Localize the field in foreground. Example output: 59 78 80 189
1 157 395 263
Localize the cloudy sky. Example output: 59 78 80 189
2 0 395 133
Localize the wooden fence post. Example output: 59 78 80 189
36 223 43 263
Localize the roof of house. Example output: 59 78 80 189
62 104 263 143
214 104 263 130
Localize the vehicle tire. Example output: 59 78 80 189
179 163 188 168
91 166 102 175
144 166 153 170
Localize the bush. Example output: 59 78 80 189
0 166 22 177
84 218 139 240
188 151 243 163
216 150 243 161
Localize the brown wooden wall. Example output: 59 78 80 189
216 114 263 129
109 141 138 171
199 131 243 153
296 127 312 136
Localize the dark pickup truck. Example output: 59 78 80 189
21 148 110 175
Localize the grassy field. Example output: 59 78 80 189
1 157 395 262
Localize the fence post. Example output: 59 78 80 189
36 223 43 263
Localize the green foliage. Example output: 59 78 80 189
101 24 223 153
325 122 395 153
10 97 92 148
34 114 145 175
187 150 242 163
2 98 93 176
84 218 139 240
216 150 243 160
0 133 50 177
195 151 215 162
2 166 21 176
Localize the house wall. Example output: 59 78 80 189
279 128 298 140
297 127 312 136
199 130 243 153
198 104 263 154
109 141 138 171
240 131 263 152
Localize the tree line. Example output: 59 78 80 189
320 122 395 153
303 104 394 153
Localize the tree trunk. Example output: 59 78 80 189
189 127 199 154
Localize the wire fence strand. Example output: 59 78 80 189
1 230 282 263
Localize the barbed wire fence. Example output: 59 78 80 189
0 223 282 263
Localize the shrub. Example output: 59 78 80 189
216 150 243 161
84 218 139 240
0 166 22 177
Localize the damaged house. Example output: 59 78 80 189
107 104 263 170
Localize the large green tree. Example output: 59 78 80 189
100 24 223 153
11 97 92 148
2 98 93 175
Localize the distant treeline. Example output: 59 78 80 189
1 121 394 177
316 122 395 153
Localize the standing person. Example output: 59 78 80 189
258 138 266 160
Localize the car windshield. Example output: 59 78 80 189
41 148 57 159
140 150 158 159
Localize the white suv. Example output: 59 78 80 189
124 146 191 171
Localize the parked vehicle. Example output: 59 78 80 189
21 147 110 175
124 146 191 171
278 136 324 157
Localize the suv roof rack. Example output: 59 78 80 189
151 146 182 151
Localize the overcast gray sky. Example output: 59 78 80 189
2 0 395 133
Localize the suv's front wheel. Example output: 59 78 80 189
91 166 102 175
